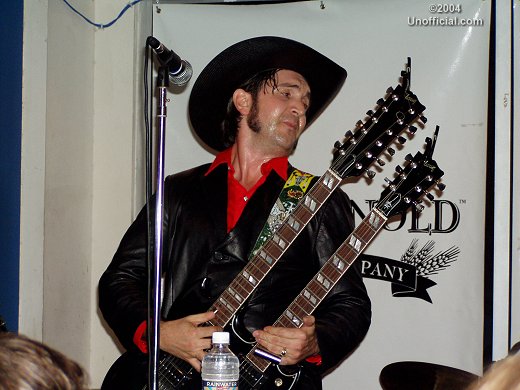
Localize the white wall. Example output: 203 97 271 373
20 0 49 341
43 0 95 370
20 0 149 388
90 1 151 386
493 0 514 359
511 0 520 351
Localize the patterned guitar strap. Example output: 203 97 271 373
250 168 315 258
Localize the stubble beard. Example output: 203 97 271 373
247 100 299 155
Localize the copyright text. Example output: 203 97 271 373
408 16 484 27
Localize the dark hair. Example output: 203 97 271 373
220 68 280 148
0 332 87 389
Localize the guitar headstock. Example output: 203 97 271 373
377 126 445 218
332 58 426 180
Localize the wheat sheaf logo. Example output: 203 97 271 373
361 239 460 303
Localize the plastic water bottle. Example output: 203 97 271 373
201 331 239 390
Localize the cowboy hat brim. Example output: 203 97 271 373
188 36 347 152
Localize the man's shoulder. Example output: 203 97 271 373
165 163 212 182
163 163 214 202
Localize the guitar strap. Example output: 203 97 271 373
250 168 315 257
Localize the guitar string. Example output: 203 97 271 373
248 156 438 374
209 177 335 329
245 214 379 371
245 154 433 371
243 91 422 371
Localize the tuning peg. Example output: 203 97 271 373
408 125 418 134
404 153 413 161
386 86 394 94
356 120 364 128
377 98 385 106
376 158 385 166
415 203 425 212
437 182 446 191
401 70 407 77
333 140 342 150
366 170 376 179
397 136 407 144
344 130 353 138
366 110 374 117
395 165 403 174
408 108 415 115
420 115 427 123
387 147 396 156
384 177 392 184
425 193 435 201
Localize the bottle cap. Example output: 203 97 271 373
212 331 230 344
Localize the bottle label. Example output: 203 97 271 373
202 380 238 390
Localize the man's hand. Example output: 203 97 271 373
159 311 222 372
252 315 319 365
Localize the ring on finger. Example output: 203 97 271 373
281 347 287 357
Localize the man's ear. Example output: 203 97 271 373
233 89 252 115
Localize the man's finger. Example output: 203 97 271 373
187 311 216 325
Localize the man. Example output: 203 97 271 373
99 36 371 389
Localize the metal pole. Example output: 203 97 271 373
148 66 168 390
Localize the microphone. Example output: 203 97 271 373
147 36 193 86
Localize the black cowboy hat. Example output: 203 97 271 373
188 36 347 152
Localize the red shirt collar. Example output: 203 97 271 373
206 147 289 180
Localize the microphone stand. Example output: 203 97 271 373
148 65 169 390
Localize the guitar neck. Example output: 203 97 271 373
208 169 343 327
246 207 388 372
206 69 427 329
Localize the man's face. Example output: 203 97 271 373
247 69 311 156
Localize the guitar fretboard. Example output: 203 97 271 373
246 208 388 372
208 169 343 327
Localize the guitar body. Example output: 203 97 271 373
101 351 148 390
102 350 302 390
102 316 301 390
101 350 200 390
239 356 302 390
230 315 301 390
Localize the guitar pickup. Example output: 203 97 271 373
253 347 282 364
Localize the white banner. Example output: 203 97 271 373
154 1 491 388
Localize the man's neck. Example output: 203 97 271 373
229 142 273 190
